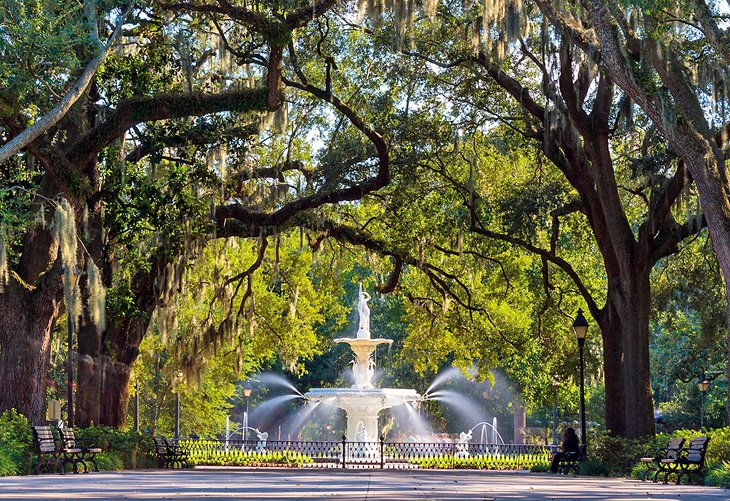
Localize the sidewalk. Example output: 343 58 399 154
0 468 727 500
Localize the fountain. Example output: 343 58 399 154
304 284 421 442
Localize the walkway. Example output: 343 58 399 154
0 468 727 500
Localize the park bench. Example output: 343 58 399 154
154 436 191 469
58 427 101 473
31 425 63 474
639 437 685 482
657 436 710 484
556 444 586 474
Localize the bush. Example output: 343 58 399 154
706 427 730 464
75 426 155 469
705 461 730 488
0 447 20 476
579 460 611 476
93 452 126 471
0 409 32 475
629 462 649 480
585 431 643 475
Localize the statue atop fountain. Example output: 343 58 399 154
356 284 371 339
334 284 392 389
304 283 421 443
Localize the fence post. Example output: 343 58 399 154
380 436 384 469
341 435 347 469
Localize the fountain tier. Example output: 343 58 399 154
304 387 420 441
304 284 421 442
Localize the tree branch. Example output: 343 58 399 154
0 1 135 165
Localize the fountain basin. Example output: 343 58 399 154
305 387 421 442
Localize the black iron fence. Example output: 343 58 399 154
174 437 550 470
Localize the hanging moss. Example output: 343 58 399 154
0 228 7 293
86 259 107 331
54 199 82 329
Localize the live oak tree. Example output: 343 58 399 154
0 0 378 425
364 1 705 437
532 0 730 425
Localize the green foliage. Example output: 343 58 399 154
579 460 612 477
705 461 730 488
586 431 644 475
182 440 313 467
0 447 19 476
410 451 550 470
75 426 154 469
0 409 32 475
0 0 89 108
92 452 126 471
629 462 649 480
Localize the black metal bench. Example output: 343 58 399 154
639 437 685 482
59 428 101 473
153 436 191 468
31 425 63 474
657 436 710 484
556 445 586 474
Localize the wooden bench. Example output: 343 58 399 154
153 436 191 468
657 436 710 484
556 444 586 474
58 428 102 473
31 425 63 474
639 437 685 482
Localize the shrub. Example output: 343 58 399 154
585 431 643 475
93 452 125 471
0 447 20 476
75 426 155 469
706 428 730 464
181 441 314 467
411 452 550 471
629 463 649 480
0 409 32 475
579 460 612 476
705 461 730 488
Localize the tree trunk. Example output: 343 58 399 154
596 304 626 437
75 319 102 426
0 271 63 423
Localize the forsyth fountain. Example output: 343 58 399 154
304 284 421 442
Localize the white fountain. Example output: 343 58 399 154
304 284 421 442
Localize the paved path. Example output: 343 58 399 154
0 468 727 500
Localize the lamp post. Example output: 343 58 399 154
243 382 253 443
60 267 80 428
573 309 589 447
551 375 560 446
697 377 710 429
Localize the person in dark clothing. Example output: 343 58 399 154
549 427 580 473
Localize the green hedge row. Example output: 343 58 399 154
0 409 156 476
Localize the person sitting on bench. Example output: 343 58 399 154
549 427 580 473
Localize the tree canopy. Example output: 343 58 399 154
0 0 728 440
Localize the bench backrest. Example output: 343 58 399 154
685 436 709 464
665 437 685 459
32 425 57 453
58 427 77 448
153 436 167 454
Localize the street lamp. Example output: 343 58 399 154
243 382 253 442
572 309 589 447
698 377 710 429
60 267 80 428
